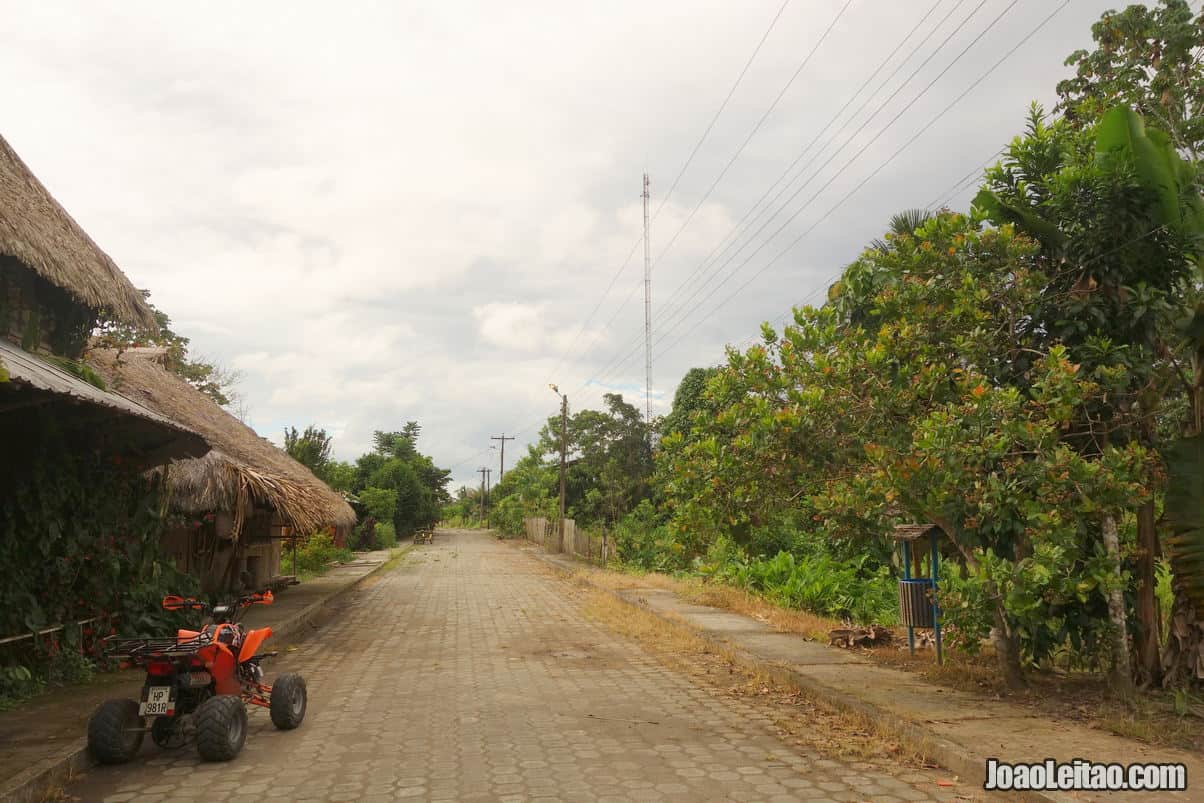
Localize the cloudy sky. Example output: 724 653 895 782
2 0 1116 487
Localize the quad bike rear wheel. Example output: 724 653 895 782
194 695 247 761
269 672 307 730
87 699 144 764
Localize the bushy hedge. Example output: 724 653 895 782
294 533 354 577
697 537 898 625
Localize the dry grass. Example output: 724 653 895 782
868 644 1006 695
573 565 841 641
580 586 933 767
566 556 1204 754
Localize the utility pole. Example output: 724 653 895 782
642 172 653 427
490 434 515 479
485 468 492 509
477 467 487 527
549 384 568 552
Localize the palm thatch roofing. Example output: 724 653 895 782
89 347 355 537
0 134 155 328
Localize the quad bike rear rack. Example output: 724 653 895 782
102 634 208 659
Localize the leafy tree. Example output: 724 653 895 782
869 208 934 251
283 425 333 479
358 487 398 523
661 367 720 440
323 460 357 493
488 449 559 534
976 103 1201 687
661 213 1149 688
536 393 652 525
92 291 241 406
1058 0 1204 157
351 422 450 535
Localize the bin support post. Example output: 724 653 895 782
930 534 943 665
903 541 915 656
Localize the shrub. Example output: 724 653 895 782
613 501 693 572
697 538 898 625
374 521 397 549
294 533 353 577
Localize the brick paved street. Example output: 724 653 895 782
67 531 964 802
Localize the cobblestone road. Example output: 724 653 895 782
68 530 963 802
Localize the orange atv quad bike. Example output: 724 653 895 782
87 591 307 763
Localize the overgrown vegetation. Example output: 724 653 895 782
490 2 1204 693
0 412 200 706
286 421 450 539
292 533 355 579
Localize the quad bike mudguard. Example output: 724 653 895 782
199 642 239 695
238 627 272 663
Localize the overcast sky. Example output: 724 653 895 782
2 0 1117 487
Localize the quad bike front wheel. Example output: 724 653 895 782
269 672 307 730
87 699 145 764
194 695 247 761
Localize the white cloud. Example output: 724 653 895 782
0 0 1113 486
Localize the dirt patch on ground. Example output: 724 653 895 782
502 630 630 670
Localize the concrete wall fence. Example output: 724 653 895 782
523 517 609 564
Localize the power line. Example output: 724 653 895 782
923 146 1003 210
651 0 1002 353
592 0 986 382
653 0 957 331
656 0 1071 363
456 0 1069 472
593 0 996 385
652 0 854 268
656 0 793 213
544 0 793 384
646 0 1025 362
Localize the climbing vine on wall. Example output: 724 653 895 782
0 410 196 644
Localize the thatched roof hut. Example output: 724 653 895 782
0 134 155 328
89 347 355 537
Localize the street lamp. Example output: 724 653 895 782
549 384 567 552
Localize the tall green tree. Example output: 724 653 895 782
352 422 450 534
974 104 1199 686
661 367 720 440
1058 0 1204 157
536 393 652 525
283 425 333 479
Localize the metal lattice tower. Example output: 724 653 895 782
642 172 652 425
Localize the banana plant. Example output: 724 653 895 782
1091 107 1204 673
976 105 1204 681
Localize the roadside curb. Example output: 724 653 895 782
0 555 397 803
523 546 1061 803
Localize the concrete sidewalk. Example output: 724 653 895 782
0 549 393 803
522 544 1204 803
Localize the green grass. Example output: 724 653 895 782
380 546 413 573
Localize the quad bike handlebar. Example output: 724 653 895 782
162 591 274 621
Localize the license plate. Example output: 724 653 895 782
140 686 173 716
